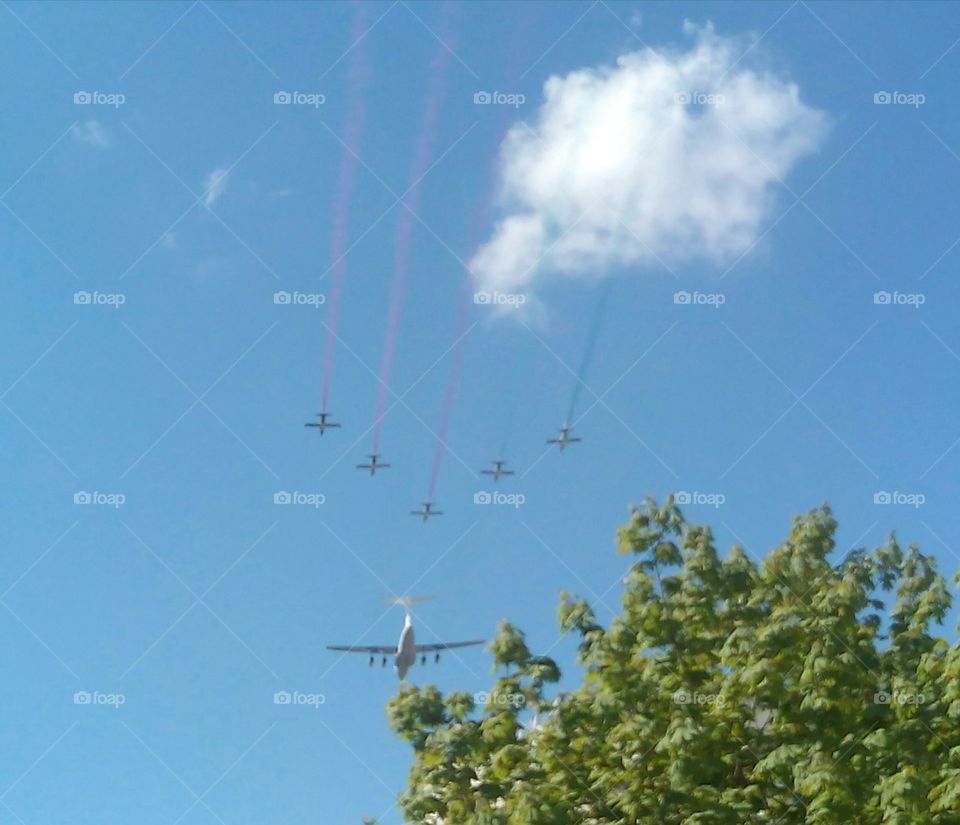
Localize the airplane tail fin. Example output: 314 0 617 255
386 595 435 610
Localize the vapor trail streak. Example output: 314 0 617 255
566 282 610 425
371 12 453 453
321 6 372 413
424 6 537 497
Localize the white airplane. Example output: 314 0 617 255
326 596 484 681
480 459 514 482
305 412 341 435
547 425 581 451
356 453 390 476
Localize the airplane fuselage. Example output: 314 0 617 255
395 614 416 680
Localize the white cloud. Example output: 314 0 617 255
470 23 827 303
70 120 110 148
202 167 230 207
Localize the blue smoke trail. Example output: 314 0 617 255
565 282 611 425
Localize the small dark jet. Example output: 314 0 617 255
305 412 341 435
547 425 581 451
480 459 514 482
356 453 390 476
410 501 443 521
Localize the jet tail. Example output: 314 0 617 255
386 595 435 610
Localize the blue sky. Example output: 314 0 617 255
2 1 960 822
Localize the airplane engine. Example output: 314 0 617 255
421 654 427 666
381 656 387 667
368 656 374 667
434 653 440 664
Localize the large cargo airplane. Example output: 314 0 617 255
327 596 483 681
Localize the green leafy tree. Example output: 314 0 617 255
387 498 960 824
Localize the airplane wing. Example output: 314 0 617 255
414 640 484 653
327 644 397 654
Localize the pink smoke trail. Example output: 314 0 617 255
370 12 453 454
321 5 372 413
426 271 472 500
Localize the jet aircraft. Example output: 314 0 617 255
547 425 581 451
327 596 483 680
356 453 390 476
480 459 514 482
305 412 341 435
410 501 443 521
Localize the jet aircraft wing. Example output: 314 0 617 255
413 640 484 652
326 644 397 654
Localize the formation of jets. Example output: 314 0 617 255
327 596 484 681
307 410 581 520
311 418 580 679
